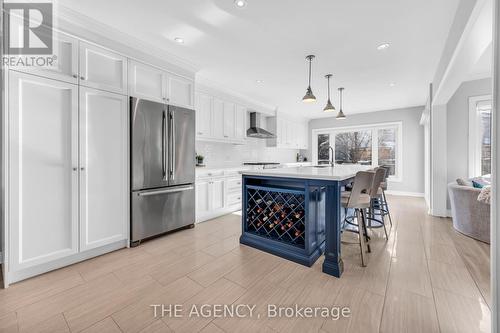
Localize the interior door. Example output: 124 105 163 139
15 31 78 84
131 98 169 190
79 41 127 94
79 87 128 251
169 105 195 186
8 71 79 271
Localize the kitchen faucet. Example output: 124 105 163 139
328 146 335 167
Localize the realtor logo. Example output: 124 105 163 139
4 2 53 55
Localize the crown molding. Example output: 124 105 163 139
54 4 200 74
196 75 278 115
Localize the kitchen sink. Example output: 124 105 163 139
311 165 331 168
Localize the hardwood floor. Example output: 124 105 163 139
0 196 491 333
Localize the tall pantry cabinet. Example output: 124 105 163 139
4 36 129 284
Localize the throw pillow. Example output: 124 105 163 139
477 186 491 205
456 178 471 186
472 181 484 189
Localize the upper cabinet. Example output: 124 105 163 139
128 60 165 103
14 31 79 84
195 90 248 144
235 105 247 140
267 113 308 150
79 42 128 95
167 74 194 108
223 101 236 139
195 92 213 138
128 60 194 108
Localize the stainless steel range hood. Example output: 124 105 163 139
247 112 275 139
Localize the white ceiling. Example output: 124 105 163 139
58 0 459 118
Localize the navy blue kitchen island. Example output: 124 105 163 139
239 165 370 278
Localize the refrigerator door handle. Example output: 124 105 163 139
136 185 194 197
169 110 176 181
162 110 168 181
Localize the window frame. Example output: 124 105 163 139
312 121 403 182
468 95 492 178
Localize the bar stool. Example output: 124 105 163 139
378 165 393 227
365 167 389 239
340 171 374 267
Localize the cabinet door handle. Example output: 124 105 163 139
72 167 78 171
197 132 203 135
80 167 85 171
224 135 228 138
80 76 86 80
72 74 78 78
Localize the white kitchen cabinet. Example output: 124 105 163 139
8 71 79 271
211 179 225 211
212 98 225 139
235 105 247 140
195 180 210 217
195 92 213 138
79 88 128 251
195 176 227 222
223 101 236 139
267 113 308 149
167 73 194 108
15 32 79 84
128 60 166 103
79 42 127 94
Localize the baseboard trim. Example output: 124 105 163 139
5 240 127 285
385 190 425 197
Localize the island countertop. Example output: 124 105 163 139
240 164 373 181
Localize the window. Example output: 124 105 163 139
312 122 403 180
334 130 372 165
469 96 492 177
317 134 330 165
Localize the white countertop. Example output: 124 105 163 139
240 164 373 181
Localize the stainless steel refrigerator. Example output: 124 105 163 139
130 97 195 246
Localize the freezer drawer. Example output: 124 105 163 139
131 185 195 242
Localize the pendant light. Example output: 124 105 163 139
302 55 316 102
336 87 346 119
323 74 336 112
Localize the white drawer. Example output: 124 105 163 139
226 177 242 192
196 170 225 180
227 192 242 207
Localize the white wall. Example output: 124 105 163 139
195 140 300 168
308 106 425 195
446 78 492 208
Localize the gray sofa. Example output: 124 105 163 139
448 183 490 243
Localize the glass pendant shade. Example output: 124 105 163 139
302 55 316 103
323 74 336 112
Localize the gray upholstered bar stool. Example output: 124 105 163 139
377 165 393 227
365 167 390 239
340 171 374 267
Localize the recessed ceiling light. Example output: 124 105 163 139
174 37 184 44
256 80 264 83
389 82 396 87
234 0 247 8
377 43 390 50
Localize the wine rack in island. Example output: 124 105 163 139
240 177 326 267
246 186 306 248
